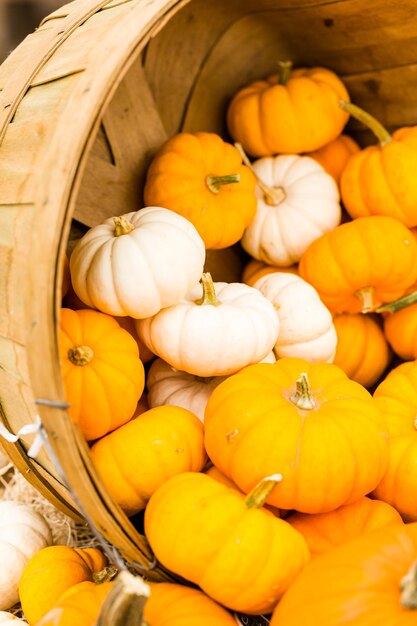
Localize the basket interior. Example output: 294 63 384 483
73 0 417 237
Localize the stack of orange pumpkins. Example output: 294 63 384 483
56 60 417 625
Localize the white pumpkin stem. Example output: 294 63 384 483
355 286 376 313
67 345 94 366
245 474 283 509
277 60 293 85
114 216 135 236
290 373 316 410
234 142 286 206
195 272 221 306
96 570 150 625
376 290 417 313
400 559 417 609
93 565 119 584
206 174 241 194
339 100 392 147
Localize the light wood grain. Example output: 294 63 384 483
75 61 168 226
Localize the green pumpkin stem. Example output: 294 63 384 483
277 60 293 85
376 290 417 314
114 216 135 236
234 142 286 206
355 287 376 314
195 272 221 306
67 345 94 366
339 100 392 147
92 565 119 584
96 570 150 626
400 559 417 609
290 373 316 410
206 174 240 194
245 474 283 509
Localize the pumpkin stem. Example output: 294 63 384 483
290 373 316 410
277 60 293 85
234 142 286 206
67 345 94 366
245 474 283 509
206 174 241 194
339 100 392 147
96 570 150 626
355 286 376 313
93 565 119 584
195 272 221 306
114 216 135 236
376 290 417 313
400 559 417 610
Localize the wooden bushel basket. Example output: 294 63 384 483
0 0 415 576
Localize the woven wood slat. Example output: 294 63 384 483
33 1 142 87
0 204 34 344
76 61 168 226
11 74 80 125
143 0 244 137
0 0 112 142
0 120 53 205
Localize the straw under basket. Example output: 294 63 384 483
0 0 416 576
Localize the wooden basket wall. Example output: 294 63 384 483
0 0 416 574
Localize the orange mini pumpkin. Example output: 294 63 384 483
35 581 113 626
373 360 417 520
145 472 309 614
299 216 417 314
59 299 155 364
306 133 360 184
143 582 237 626
333 313 392 388
89 573 239 626
143 132 257 249
205 465 281 517
287 496 402 558
205 465 239 490
19 546 108 625
383 302 417 360
340 101 417 227
90 405 207 516
59 308 145 440
204 358 388 514
227 62 350 157
270 522 417 625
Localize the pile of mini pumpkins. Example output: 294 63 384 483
0 497 246 625
54 60 417 624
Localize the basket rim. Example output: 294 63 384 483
0 0 191 574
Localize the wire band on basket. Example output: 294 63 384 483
0 410 129 571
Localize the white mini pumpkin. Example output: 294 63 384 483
136 273 279 377
147 349 276 422
147 358 227 422
70 206 206 319
253 272 337 363
0 501 52 610
241 155 341 266
0 613 24 623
